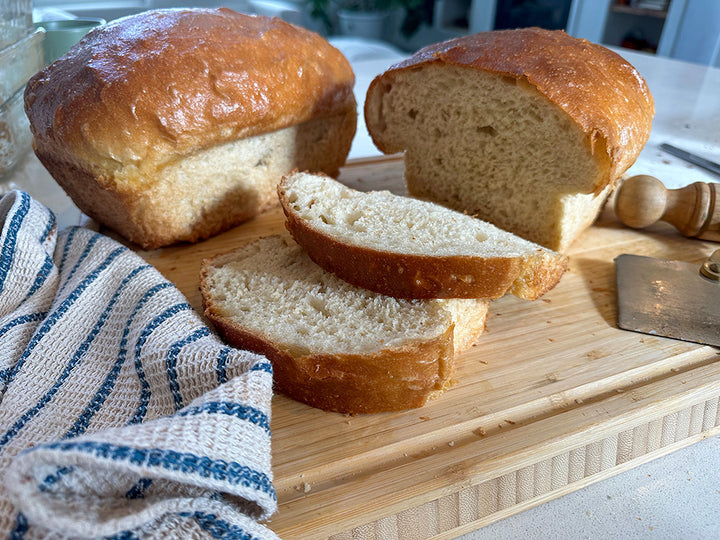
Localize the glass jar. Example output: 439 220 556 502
1 0 33 49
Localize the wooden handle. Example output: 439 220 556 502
614 175 720 241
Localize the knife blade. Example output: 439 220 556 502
659 143 720 177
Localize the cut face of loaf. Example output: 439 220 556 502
199 235 489 414
278 172 568 300
41 113 355 249
364 28 654 252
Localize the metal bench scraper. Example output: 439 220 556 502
615 250 720 347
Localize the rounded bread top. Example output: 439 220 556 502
367 27 654 182
25 8 356 175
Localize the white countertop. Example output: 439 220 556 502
334 40 720 539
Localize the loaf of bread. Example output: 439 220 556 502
278 171 568 300
24 8 357 249
199 234 490 414
364 28 654 252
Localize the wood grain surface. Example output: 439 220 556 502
140 156 720 539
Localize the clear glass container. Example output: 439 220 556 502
0 0 43 179
0 0 33 49
0 84 32 177
0 28 45 104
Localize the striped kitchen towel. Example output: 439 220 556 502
0 191 278 539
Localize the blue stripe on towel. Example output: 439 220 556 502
106 530 140 540
216 347 230 384
8 511 28 540
0 312 47 390
57 232 102 297
0 192 31 296
39 210 56 243
130 302 193 424
0 261 146 448
38 465 75 492
119 282 174 428
217 350 273 382
56 226 78 274
22 254 55 304
46 401 270 493
106 510 261 540
34 441 276 499
64 266 154 438
166 327 212 411
176 401 270 434
125 477 153 499
0 311 47 340
250 362 272 374
0 245 125 392
180 511 260 540
29 277 170 500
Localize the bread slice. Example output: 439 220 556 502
278 172 568 300
199 234 489 414
364 28 654 252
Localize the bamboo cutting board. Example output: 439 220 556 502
141 155 720 539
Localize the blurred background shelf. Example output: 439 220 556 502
30 0 720 66
610 3 669 18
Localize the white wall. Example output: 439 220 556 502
567 0 719 66
665 0 720 66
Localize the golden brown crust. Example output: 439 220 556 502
365 27 654 186
26 8 356 175
201 287 457 415
277 176 569 300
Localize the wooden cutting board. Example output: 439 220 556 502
141 155 720 540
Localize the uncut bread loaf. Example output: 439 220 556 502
278 171 568 300
24 8 357 249
364 27 654 252
199 234 490 414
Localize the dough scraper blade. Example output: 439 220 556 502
615 250 720 347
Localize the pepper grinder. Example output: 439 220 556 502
614 175 720 242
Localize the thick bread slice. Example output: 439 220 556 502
364 28 654 252
278 172 568 300
199 234 489 414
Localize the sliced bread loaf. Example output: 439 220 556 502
278 171 568 300
199 234 489 414
364 28 654 252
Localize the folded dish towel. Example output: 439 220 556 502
0 191 278 539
